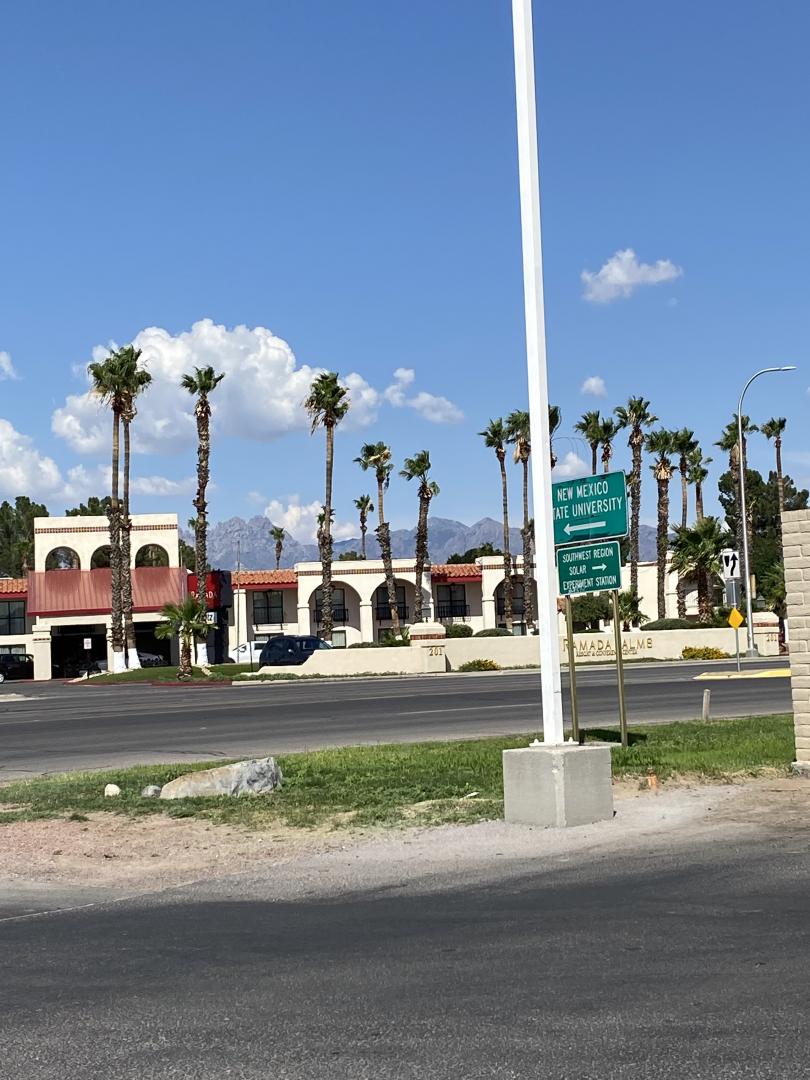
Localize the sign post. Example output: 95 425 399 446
728 606 744 672
611 590 629 749
564 596 580 742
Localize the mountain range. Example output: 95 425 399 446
201 515 658 570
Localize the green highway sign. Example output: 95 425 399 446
557 540 623 596
552 470 628 547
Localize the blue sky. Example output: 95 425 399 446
1 0 807 542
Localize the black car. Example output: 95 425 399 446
0 654 34 683
258 635 332 667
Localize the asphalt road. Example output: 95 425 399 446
0 659 791 778
1 797 808 1078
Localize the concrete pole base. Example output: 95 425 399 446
503 743 614 828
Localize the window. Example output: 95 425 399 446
436 584 467 619
314 588 347 624
0 645 25 656
374 585 407 620
253 590 284 624
0 601 25 637
331 630 347 649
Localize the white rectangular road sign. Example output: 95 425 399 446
721 549 741 581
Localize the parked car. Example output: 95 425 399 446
137 651 165 668
258 635 332 667
0 654 34 683
228 641 267 665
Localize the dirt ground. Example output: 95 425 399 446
1 775 807 893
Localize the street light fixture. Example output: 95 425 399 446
738 365 796 655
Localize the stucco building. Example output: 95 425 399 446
0 512 699 679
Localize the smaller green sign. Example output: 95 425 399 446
557 540 623 597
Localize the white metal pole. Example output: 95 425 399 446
511 0 564 745
737 366 796 656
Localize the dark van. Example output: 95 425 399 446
258 636 332 667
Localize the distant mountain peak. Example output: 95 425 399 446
203 514 657 570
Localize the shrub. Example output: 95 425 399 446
458 659 501 672
644 618 695 631
474 628 511 638
444 623 473 639
682 646 730 661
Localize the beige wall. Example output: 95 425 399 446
783 508 810 768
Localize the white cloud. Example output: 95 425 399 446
0 418 62 496
580 376 607 398
0 424 192 504
264 496 356 544
246 490 267 507
581 249 683 304
383 368 463 424
52 320 463 456
552 452 589 480
0 351 19 381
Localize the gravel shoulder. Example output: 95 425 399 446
3 775 808 922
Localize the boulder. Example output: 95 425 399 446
141 785 162 798
104 783 121 797
158 757 283 800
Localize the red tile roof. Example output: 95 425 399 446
429 563 482 583
232 569 297 589
0 577 27 596
27 568 186 617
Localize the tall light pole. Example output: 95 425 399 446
738 366 796 655
511 0 564 744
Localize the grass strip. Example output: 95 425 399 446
0 714 794 830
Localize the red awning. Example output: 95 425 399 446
27 568 186 617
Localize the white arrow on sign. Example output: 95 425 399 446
593 563 607 571
564 520 606 535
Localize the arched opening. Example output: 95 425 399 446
494 576 538 635
90 545 112 569
44 547 81 571
373 578 417 638
135 544 169 568
308 581 362 647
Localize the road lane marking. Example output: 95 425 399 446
694 669 791 681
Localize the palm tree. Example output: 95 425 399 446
119 350 152 668
305 372 350 641
354 495 374 559
617 591 648 632
400 451 439 623
670 428 698 618
181 365 225 660
716 415 757 592
270 526 285 570
480 419 513 632
686 447 712 521
548 404 562 469
356 441 400 634
645 429 676 620
669 517 725 624
574 410 602 475
615 397 658 598
87 348 131 673
761 417 787 515
506 409 534 631
155 596 210 679
598 417 619 474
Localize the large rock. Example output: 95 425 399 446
159 757 283 800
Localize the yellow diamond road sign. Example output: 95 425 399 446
728 607 744 630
